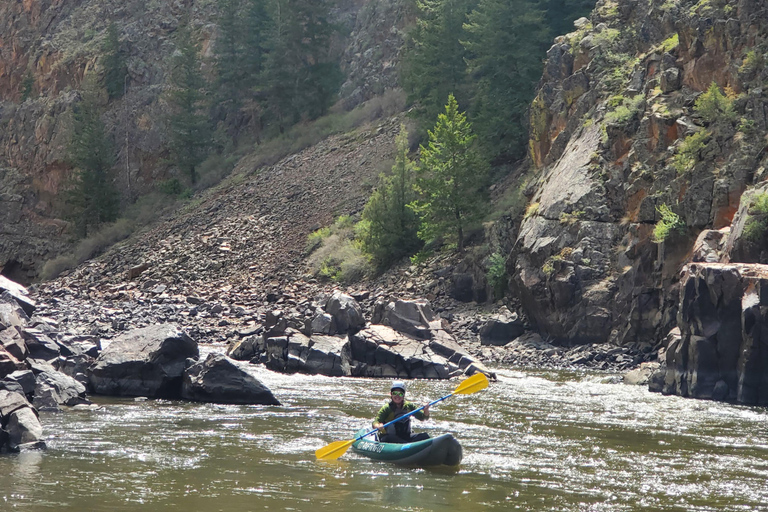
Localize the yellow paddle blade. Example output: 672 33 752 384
315 438 355 460
453 372 489 395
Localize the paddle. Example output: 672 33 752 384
315 372 489 460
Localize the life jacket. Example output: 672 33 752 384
385 404 412 440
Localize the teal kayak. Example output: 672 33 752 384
350 429 463 467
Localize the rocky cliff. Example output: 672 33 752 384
514 0 768 354
0 0 410 280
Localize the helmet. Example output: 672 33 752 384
391 381 406 393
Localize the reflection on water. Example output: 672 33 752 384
2 364 768 511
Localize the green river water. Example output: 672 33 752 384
2 363 768 512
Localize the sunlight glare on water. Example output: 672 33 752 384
1 363 768 511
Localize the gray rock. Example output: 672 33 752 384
0 389 45 452
325 290 365 334
0 277 35 316
181 353 280 405
380 299 439 340
32 368 90 409
89 324 199 398
479 309 526 346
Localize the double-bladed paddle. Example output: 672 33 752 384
315 372 489 460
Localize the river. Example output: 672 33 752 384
2 364 768 511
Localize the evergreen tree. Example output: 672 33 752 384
166 21 212 184
463 0 550 162
102 23 128 100
401 0 477 126
67 79 119 237
358 125 422 269
242 0 270 85
411 95 488 252
261 0 342 130
215 0 245 106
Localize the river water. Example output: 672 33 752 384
2 363 768 512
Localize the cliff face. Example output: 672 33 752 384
0 0 405 280
514 0 768 348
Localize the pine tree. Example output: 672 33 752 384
166 21 212 184
358 125 422 269
215 0 245 106
401 0 477 126
261 0 342 130
67 78 119 237
411 94 488 252
102 23 128 100
463 0 550 163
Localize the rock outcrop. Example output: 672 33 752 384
655 263 768 405
513 0 768 352
89 324 198 398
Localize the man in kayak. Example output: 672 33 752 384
372 381 431 443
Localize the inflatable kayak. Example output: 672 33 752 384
350 429 463 467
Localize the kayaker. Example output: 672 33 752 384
372 381 431 443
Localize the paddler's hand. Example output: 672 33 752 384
373 422 385 435
423 404 430 419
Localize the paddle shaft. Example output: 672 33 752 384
359 392 453 442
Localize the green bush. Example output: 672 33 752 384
605 94 644 125
694 82 736 124
486 252 507 296
307 216 371 284
652 203 684 243
673 130 710 173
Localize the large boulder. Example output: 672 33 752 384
0 276 35 316
181 353 280 405
0 389 45 452
479 308 526 346
324 290 365 334
377 299 442 340
32 365 90 410
89 324 199 398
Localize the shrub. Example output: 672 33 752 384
739 49 764 77
524 202 540 219
694 82 736 124
673 130 710 173
486 252 507 296
652 203 684 243
307 216 371 284
605 94 644 125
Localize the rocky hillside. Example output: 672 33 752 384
514 0 768 350
0 0 412 282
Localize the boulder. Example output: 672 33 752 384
1 370 36 396
0 297 29 330
32 366 90 410
479 308 526 346
379 299 441 340
1 326 28 361
19 327 61 362
349 325 453 379
0 389 45 452
89 324 199 398
181 353 280 405
324 290 365 334
227 335 263 362
304 335 350 377
0 277 35 316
